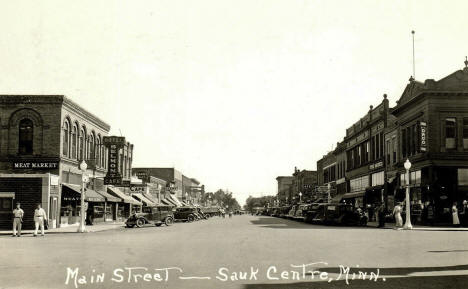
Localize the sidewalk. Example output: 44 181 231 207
367 221 468 231
0 221 125 236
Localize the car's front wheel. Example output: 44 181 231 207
136 218 145 228
187 215 195 222
165 217 174 226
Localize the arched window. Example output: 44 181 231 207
89 133 95 160
79 128 85 160
71 124 77 159
18 119 34 155
62 120 70 157
96 135 101 167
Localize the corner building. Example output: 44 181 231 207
0 95 113 229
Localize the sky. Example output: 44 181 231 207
1 0 467 205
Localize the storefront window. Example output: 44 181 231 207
371 171 384 186
0 198 13 212
410 170 421 185
458 168 468 186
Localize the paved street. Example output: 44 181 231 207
1 215 468 289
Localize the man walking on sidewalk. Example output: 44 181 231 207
12 202 24 237
33 203 47 237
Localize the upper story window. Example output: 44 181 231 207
463 117 468 150
89 133 95 160
62 120 70 157
71 125 77 159
79 128 85 160
96 135 101 167
445 118 456 149
18 119 33 155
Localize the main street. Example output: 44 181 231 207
1 215 467 289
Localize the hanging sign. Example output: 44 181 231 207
420 121 427 152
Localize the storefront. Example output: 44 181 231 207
61 183 108 224
0 174 60 230
107 186 142 219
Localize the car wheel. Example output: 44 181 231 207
187 215 195 222
165 217 174 226
155 223 162 227
126 224 135 228
136 218 145 228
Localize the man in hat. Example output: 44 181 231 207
33 203 47 237
12 202 24 237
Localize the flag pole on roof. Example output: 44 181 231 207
411 30 415 80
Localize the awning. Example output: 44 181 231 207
168 194 183 207
107 186 142 206
161 199 173 206
96 190 121 203
164 197 178 206
331 194 344 203
62 184 105 202
143 193 159 204
132 193 157 206
342 191 365 199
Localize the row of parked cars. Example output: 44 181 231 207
263 202 368 226
125 205 223 228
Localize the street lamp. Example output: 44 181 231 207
185 192 189 204
77 160 87 233
327 183 331 203
299 192 302 203
403 159 413 230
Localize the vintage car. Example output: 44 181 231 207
312 203 367 226
304 203 327 223
173 206 199 222
125 205 174 228
279 206 291 218
293 204 310 221
286 205 298 219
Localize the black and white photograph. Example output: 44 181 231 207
1 1 468 288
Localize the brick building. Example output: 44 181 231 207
275 176 293 204
389 62 468 223
0 95 135 229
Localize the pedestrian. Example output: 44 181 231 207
393 202 403 229
426 201 435 226
33 203 48 237
229 211 232 218
460 200 467 227
12 202 24 237
377 203 386 228
452 202 460 228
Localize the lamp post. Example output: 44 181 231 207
403 159 413 230
77 160 87 233
327 183 331 203
299 192 302 203
185 192 189 204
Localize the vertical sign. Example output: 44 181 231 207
103 136 126 185
419 121 427 152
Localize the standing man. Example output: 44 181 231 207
12 202 24 237
33 203 47 237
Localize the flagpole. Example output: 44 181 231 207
412 30 415 79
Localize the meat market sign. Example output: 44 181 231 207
13 161 59 169
103 136 126 185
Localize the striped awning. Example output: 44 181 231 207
132 193 157 206
342 191 365 199
161 199 173 206
107 186 142 206
62 184 105 202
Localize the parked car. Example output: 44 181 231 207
125 205 174 228
312 204 367 226
174 206 199 222
304 203 327 223
293 204 310 221
286 205 298 219
279 206 291 218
